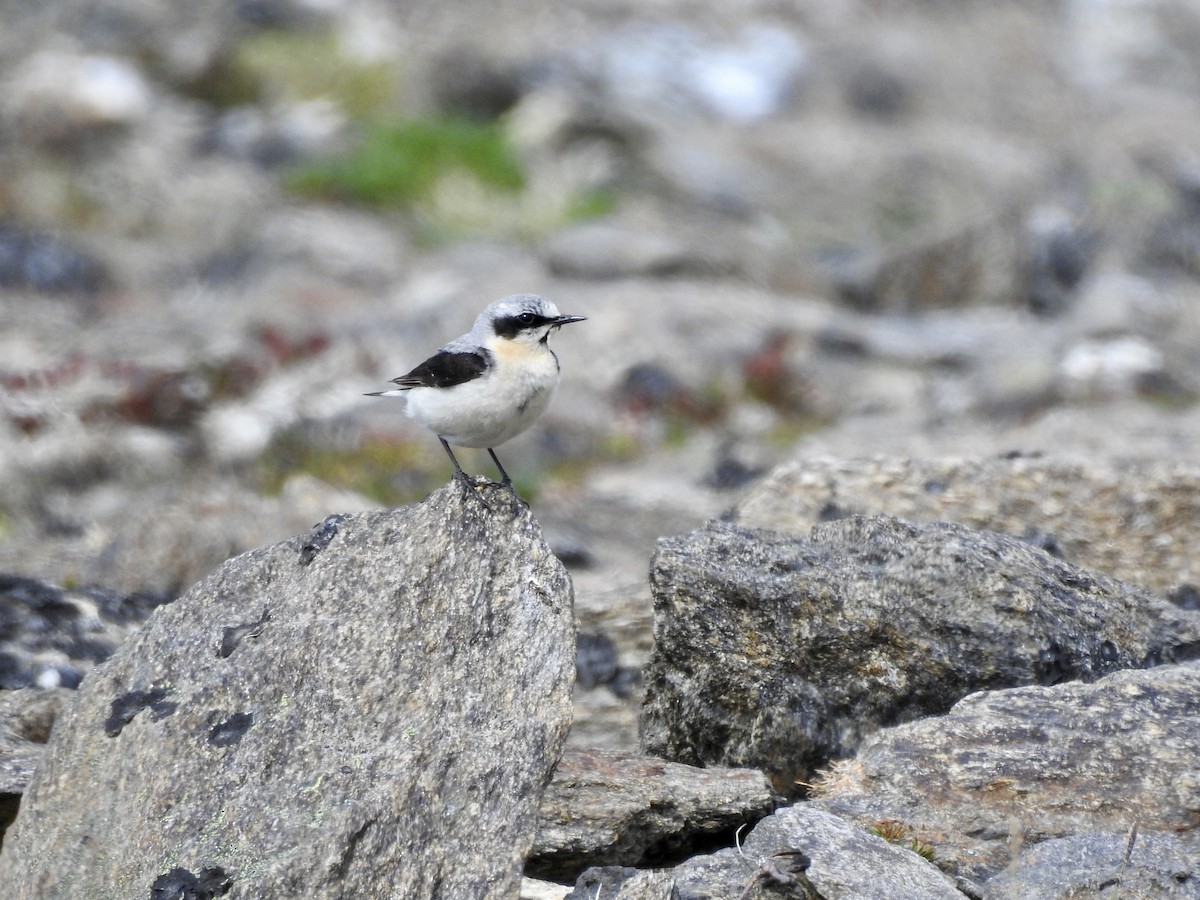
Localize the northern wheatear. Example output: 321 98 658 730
366 294 586 494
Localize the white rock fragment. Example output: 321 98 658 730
1061 336 1164 393
6 50 151 139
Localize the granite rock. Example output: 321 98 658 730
568 804 961 899
981 830 1198 900
0 688 72 850
640 515 1200 790
0 484 576 899
731 456 1200 601
815 663 1200 886
529 748 777 881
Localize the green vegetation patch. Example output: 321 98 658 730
288 118 525 208
223 30 617 238
870 819 935 861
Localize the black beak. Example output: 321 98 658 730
552 315 587 327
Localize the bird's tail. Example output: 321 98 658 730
363 389 409 398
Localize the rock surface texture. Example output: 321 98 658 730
568 804 962 899
981 830 1198 900
529 748 777 881
0 485 576 899
640 515 1200 789
0 688 71 850
732 456 1200 600
814 662 1200 888
990 831 1197 899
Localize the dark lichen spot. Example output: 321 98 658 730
151 700 179 722
298 514 350 566
218 609 271 658
208 712 253 747
106 687 175 737
149 865 233 900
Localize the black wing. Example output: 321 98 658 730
390 349 490 389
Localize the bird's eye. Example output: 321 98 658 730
517 312 536 325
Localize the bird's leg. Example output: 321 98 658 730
487 448 514 488
440 438 481 495
487 448 527 508
486 449 527 507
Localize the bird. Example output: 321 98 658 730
366 294 586 496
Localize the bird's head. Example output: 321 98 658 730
478 294 586 348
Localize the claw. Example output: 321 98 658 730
451 469 491 510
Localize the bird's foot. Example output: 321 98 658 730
452 470 492 509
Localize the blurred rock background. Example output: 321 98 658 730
1 0 1199 747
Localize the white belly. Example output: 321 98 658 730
403 349 560 448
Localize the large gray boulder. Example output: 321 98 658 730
0 485 576 899
813 662 1200 888
640 515 1200 789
